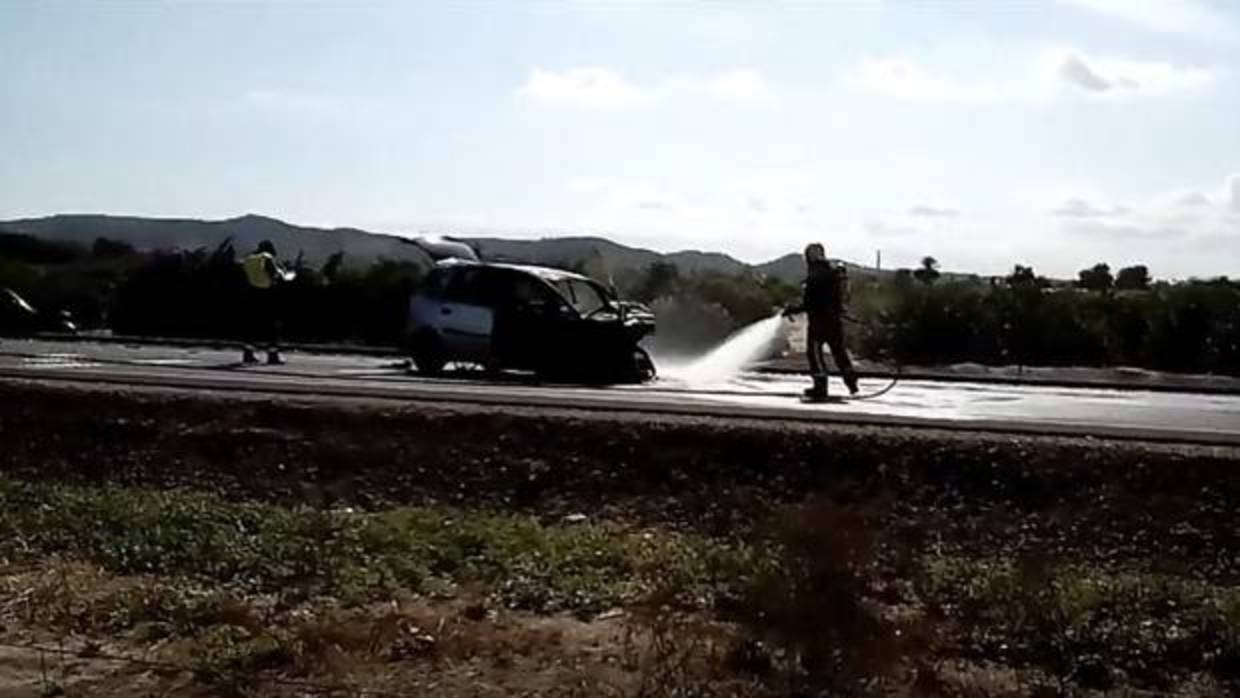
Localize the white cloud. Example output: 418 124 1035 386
1057 0 1236 42
728 169 819 216
1176 191 1212 208
909 205 959 218
1055 54 1112 92
850 57 1007 103
1043 48 1215 97
1052 198 1129 218
863 218 920 238
517 68 654 111
566 176 694 217
850 48 1214 103
696 68 772 102
517 67 772 111
1064 219 1190 240
1053 175 1240 248
566 176 618 196
1150 190 1213 208
1228 174 1240 213
861 205 962 252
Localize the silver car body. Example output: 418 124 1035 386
407 260 589 363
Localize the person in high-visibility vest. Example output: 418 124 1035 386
241 240 294 365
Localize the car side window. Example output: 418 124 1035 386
473 268 511 306
446 267 514 306
514 274 572 316
422 269 448 298
512 275 549 306
442 268 484 304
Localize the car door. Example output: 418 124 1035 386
438 267 494 362
493 272 577 368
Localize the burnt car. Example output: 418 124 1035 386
405 260 656 383
1 287 77 336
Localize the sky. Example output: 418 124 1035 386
2 0 1238 278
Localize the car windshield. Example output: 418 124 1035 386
554 279 608 316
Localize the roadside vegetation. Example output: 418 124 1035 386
0 476 738 614
2 475 1238 696
3 231 1238 374
852 260 1240 376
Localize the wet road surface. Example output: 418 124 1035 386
1 339 1237 445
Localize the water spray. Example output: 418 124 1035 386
668 314 787 386
661 311 903 400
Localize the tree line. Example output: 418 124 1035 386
0 234 424 346
854 259 1238 376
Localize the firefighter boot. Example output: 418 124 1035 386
803 375 829 401
843 370 860 396
242 346 259 365
266 348 285 365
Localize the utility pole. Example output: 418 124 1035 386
876 249 882 271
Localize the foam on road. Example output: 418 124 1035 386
1 339 1238 445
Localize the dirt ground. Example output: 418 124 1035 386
1 380 1239 696
0 597 650 698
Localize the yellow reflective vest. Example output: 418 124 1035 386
243 252 276 289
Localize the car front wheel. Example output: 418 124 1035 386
631 346 656 382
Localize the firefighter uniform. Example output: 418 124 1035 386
785 246 859 399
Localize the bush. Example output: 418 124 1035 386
857 273 1240 375
109 244 424 345
730 500 910 693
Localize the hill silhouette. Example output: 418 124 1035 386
0 213 882 283
0 214 432 269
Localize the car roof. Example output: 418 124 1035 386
433 259 593 284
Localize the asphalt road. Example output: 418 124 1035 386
1 338 1238 445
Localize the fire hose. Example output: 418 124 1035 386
782 310 902 401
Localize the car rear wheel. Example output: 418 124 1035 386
411 333 446 376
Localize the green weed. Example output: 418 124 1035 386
0 476 739 615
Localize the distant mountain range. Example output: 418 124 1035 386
0 213 888 285
0 213 430 269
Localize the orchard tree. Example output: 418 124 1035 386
1005 264 1046 289
1115 264 1152 291
320 251 345 282
92 237 135 259
1077 263 1114 292
634 261 681 302
913 256 941 285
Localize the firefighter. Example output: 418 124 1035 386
241 240 293 365
782 243 859 400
